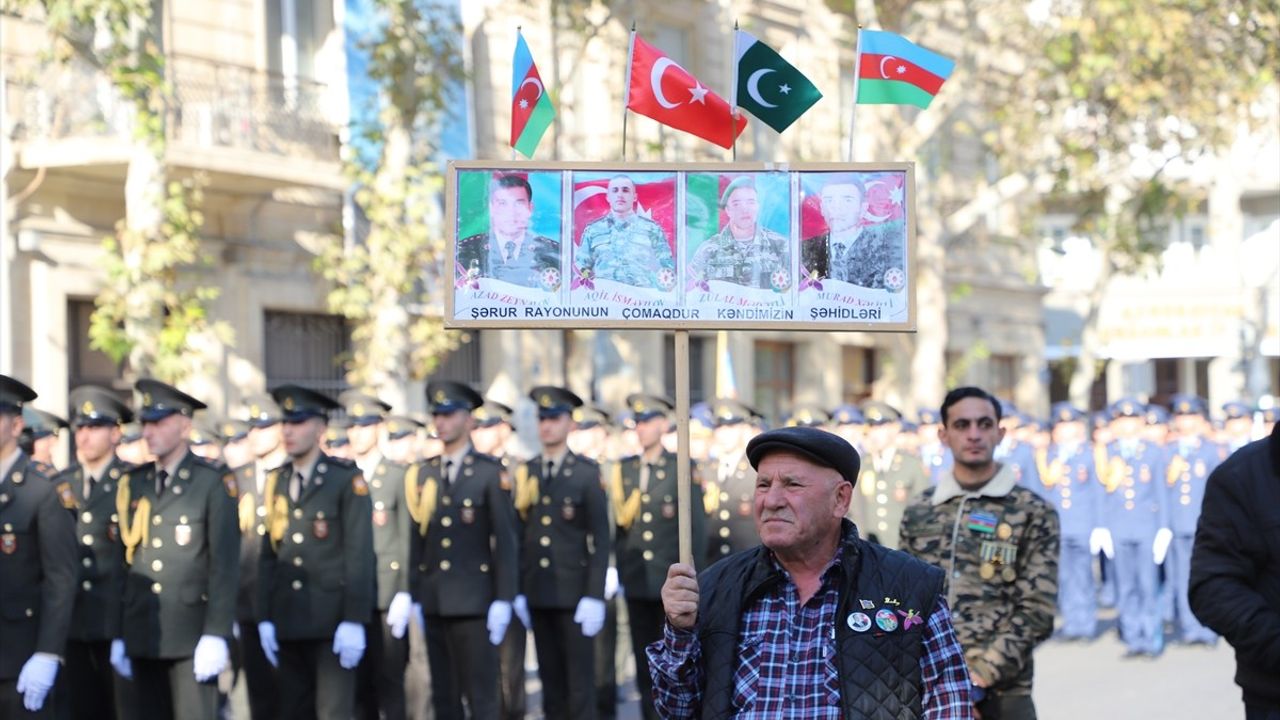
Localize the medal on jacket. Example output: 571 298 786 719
313 517 330 539
174 523 192 547
0 533 15 555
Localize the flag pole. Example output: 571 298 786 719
847 25 863 162
622 22 636 161
512 26 521 162
730 20 739 162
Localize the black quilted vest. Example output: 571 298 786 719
696 520 946 719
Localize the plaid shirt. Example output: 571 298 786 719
647 545 972 719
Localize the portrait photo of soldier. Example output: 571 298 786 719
686 174 791 291
573 173 677 291
456 171 562 290
799 172 907 291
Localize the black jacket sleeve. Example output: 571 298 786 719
36 482 77 657
204 472 241 638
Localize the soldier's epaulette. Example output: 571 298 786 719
231 463 254 478
124 461 156 483
327 456 357 469
468 451 503 468
52 465 81 484
574 454 599 468
191 454 229 472
620 454 641 465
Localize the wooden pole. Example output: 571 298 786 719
675 329 693 566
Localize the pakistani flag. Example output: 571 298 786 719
734 30 822 134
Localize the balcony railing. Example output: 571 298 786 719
5 53 341 164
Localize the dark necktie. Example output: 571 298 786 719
155 470 168 497
83 473 94 501
290 471 305 502
444 460 454 486
545 460 554 480
504 241 516 262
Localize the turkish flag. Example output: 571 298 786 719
627 34 747 150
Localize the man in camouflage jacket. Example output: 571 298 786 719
900 387 1059 720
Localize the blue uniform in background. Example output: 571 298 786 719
1098 436 1168 656
996 436 1041 488
1035 440 1100 638
1164 434 1222 643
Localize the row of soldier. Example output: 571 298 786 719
3 369 1277 719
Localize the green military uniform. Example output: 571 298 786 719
1 376 78 720
856 448 928 548
256 385 374 720
899 464 1059 717
702 450 758 567
409 381 519 720
576 212 676 290
612 394 706 720
339 390 413 720
119 380 239 720
53 385 137 720
516 386 610 720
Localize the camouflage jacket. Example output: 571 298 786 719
576 214 674 288
899 463 1059 693
688 225 789 289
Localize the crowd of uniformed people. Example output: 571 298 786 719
1 369 1276 719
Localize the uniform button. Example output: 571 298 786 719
641 494 651 503
292 580 303 590
542 496 551 505
440 560 451 571
82 557 92 568
152 538 163 548
641 512 652 523
372 480 383 489
1062 488 1072 498
642 531 654 541
876 494 887 504
257 506 267 517
1062 500 1072 509
642 550 654 561
81 511 93 523
374 501 385 510
292 533 304 544
82 580 93 591
1124 490 1135 499
152 515 162 526
257 526 266 536
876 508 887 518
719 527 730 538
441 518 453 527
82 534 94 546
390 561 400 571
480 563 489 573
25 608 34 617
151 582 162 594
878 522 887 531
151 560 163 572
720 544 731 554
418 564 427 572
441 539 452 548
719 510 730 520
719 492 728 502
1124 501 1135 510
293 557 304 567
539 558 551 568
293 509 304 519
540 516 552 526
877 481 887 490
1180 496 1191 505
539 537 551 547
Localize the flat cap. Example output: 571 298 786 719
22 407 69 439
242 393 283 428
338 390 392 426
474 400 514 429
529 386 583 418
0 374 37 414
427 381 484 415
625 394 673 423
747 427 861 487
69 385 134 426
270 384 339 422
136 379 207 422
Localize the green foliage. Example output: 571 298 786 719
320 0 468 387
9 0 230 382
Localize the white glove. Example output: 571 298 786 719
1090 528 1114 558
192 635 229 682
257 622 279 668
109 638 132 679
573 596 607 638
1153 527 1173 564
332 621 366 669
386 592 412 640
15 653 58 712
604 566 620 601
512 595 531 629
487 600 513 645
412 602 425 630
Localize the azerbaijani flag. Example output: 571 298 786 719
511 32 555 158
855 30 954 109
